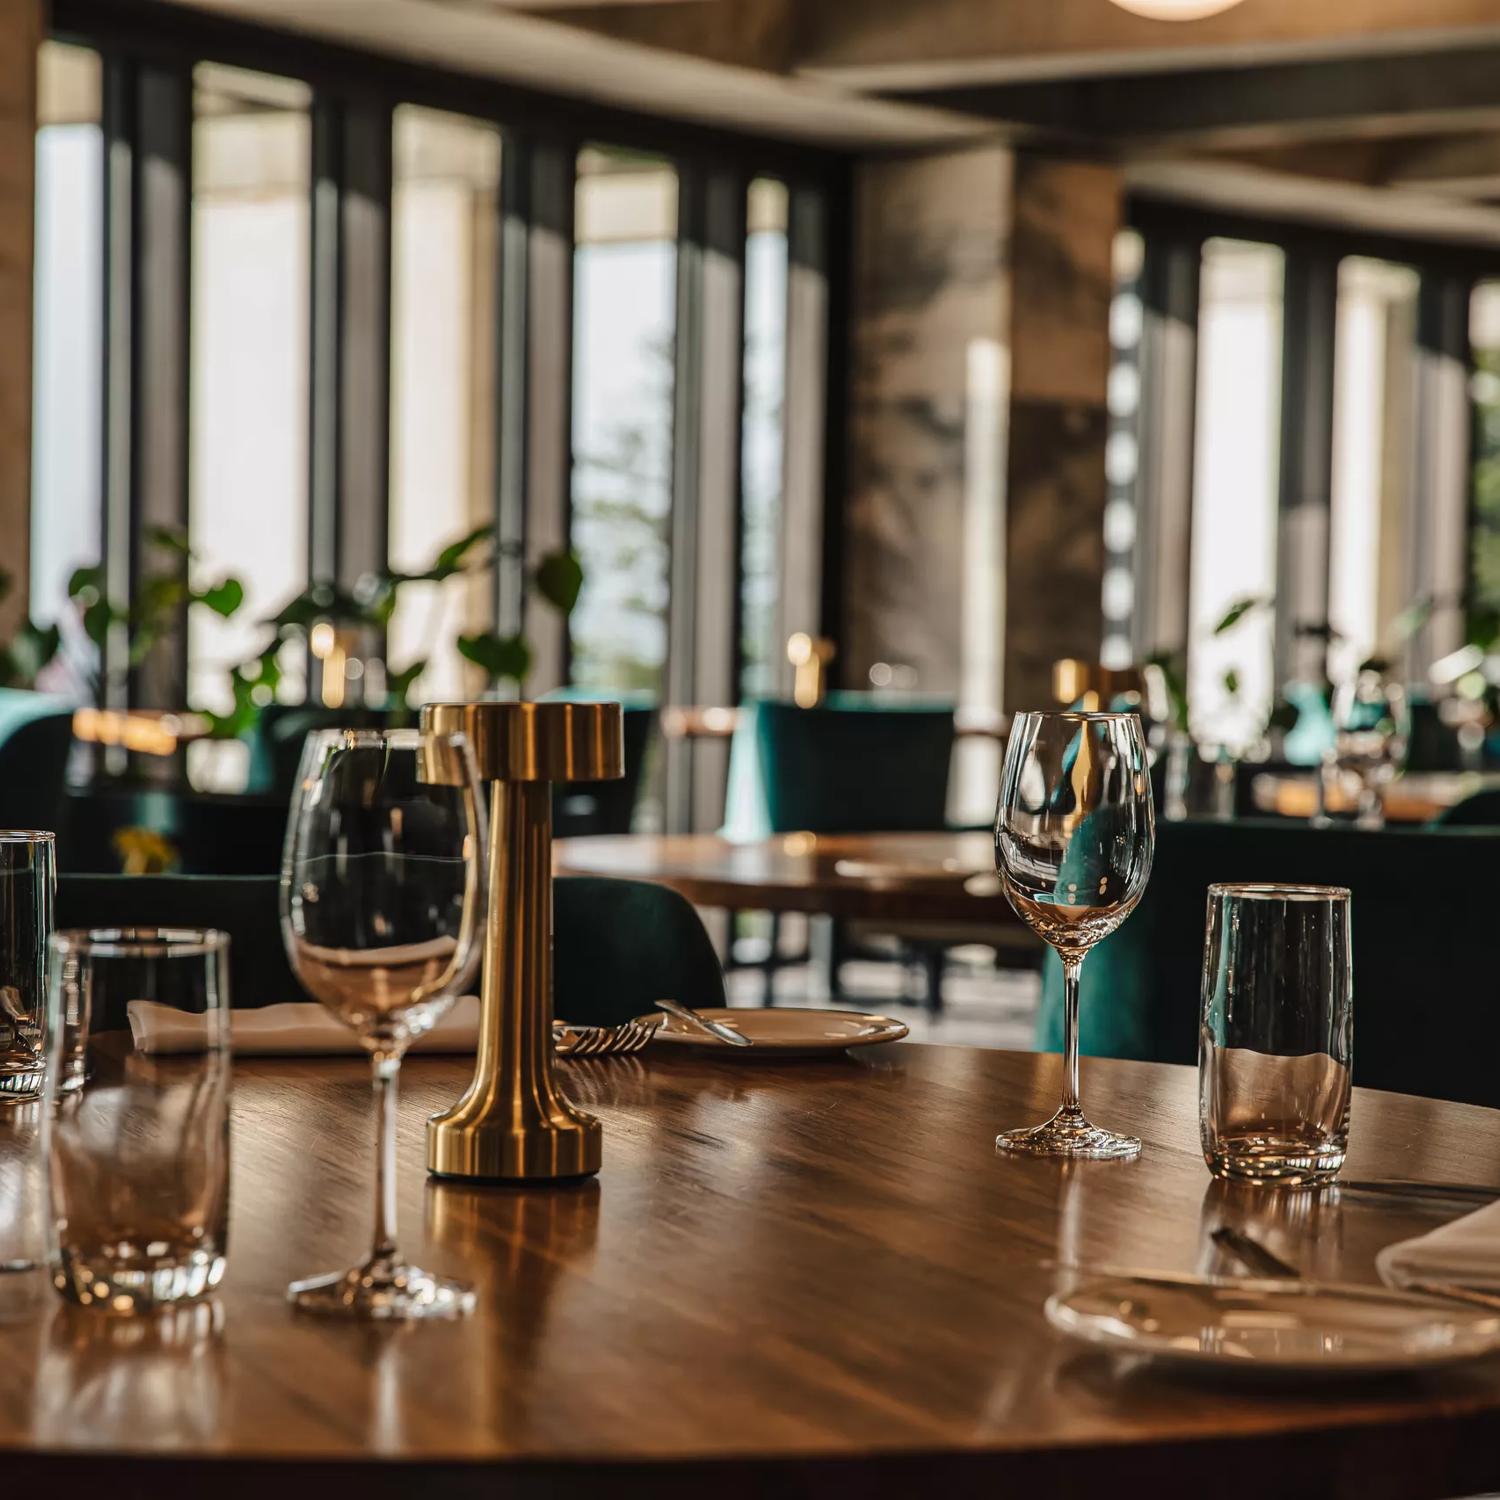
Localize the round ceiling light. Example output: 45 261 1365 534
1110 0 1247 18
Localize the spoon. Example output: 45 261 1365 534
654 998 753 1048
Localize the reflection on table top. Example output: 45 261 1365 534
1252 770 1500 824
555 831 1010 921
8 1048 1500 1495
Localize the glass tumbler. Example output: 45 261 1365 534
0 831 55 1101
1199 884 1352 1187
46 928 231 1311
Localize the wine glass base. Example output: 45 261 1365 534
996 1107 1141 1161
288 1262 476 1321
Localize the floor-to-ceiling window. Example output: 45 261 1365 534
1185 239 1284 749
31 40 103 683
188 64 311 714
388 104 501 705
1328 257 1419 684
569 147 678 696
740 177 789 700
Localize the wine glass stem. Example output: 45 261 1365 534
1061 955 1083 1115
370 1055 401 1265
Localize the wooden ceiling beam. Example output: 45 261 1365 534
792 0 1500 91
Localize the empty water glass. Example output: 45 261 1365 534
0 831 55 1101
1199 884 1352 1188
46 928 231 1312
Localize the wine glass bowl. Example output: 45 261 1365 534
281 728 485 1319
994 711 1155 1160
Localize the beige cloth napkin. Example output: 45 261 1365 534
126 995 481 1056
1376 1201 1500 1292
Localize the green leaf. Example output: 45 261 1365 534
196 577 245 618
427 523 496 581
136 573 190 616
1222 667 1241 698
144 524 192 556
68 564 106 601
265 583 366 631
1390 594 1434 643
457 630 532 685
532 549 584 616
82 598 116 648
1213 596 1268 635
385 659 427 708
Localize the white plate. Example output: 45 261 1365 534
1045 1271 1500 1375
642 1007 908 1059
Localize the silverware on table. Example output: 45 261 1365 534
654 998 753 1048
1213 1225 1500 1316
1336 1179 1500 1205
1211 1226 1299 1279
552 1019 655 1058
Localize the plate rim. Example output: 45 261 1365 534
1045 1269 1500 1372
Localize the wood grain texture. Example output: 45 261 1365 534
554 830 1020 923
5 1046 1500 1495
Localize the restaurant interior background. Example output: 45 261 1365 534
10 0 1500 1042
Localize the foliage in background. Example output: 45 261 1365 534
67 526 244 705
210 524 585 738
0 571 61 688
1472 347 1500 637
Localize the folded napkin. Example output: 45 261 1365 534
127 995 481 1056
1377 1200 1500 1292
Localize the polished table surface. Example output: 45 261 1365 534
8 1046 1500 1496
555 831 1014 923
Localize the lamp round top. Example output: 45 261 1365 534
421 701 624 783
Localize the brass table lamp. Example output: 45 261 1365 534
420 700 623 1182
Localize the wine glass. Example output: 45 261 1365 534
280 728 485 1319
994 711 1155 1160
1331 666 1409 828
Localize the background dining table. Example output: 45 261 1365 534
7 1044 1500 1497
553 830 1015 924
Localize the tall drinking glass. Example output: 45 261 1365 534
994 712 1155 1159
281 728 484 1320
46 927 231 1311
1199 884 1352 1187
0 831 55 1101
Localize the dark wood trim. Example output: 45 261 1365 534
886 39 1500 157
664 165 747 833
1129 195 1500 284
1131 235 1201 661
100 55 134 722
127 60 192 713
307 99 342 587
1409 272 1474 677
49 0 845 188
1275 250 1338 686
818 163 853 672
523 140 576 692
494 134 530 639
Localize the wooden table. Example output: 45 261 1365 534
9 1047 1500 1496
1252 770 1500 823
555 831 1012 923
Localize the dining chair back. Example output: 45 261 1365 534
1036 818 1500 1108
0 688 74 836
721 698 956 839
56 872 725 1030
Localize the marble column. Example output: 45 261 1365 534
0 0 39 640
1002 152 1122 714
843 145 1122 725
844 143 1011 700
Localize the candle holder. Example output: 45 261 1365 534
419 700 623 1182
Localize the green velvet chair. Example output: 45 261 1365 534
721 697 956 841
56 872 725 1030
1434 788 1500 827
720 696 962 1008
0 688 75 836
1036 818 1500 1108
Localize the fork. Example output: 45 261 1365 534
552 1018 656 1058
